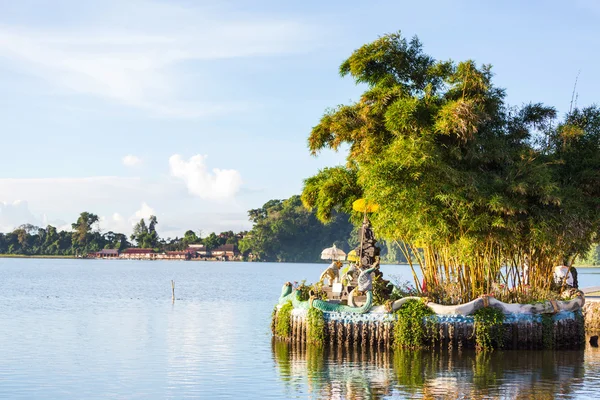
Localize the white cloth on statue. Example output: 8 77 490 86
553 265 573 286
522 261 530 285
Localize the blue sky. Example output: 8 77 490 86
0 0 598 237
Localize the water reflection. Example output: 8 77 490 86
272 340 597 399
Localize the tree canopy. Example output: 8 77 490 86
302 31 600 300
238 195 353 262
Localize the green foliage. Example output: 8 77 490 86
388 277 419 300
307 307 325 345
71 212 99 246
492 284 563 305
303 30 600 301
394 299 435 349
372 275 391 305
578 245 600 266
239 195 353 262
0 194 352 260
296 281 312 301
541 314 554 349
301 167 362 223
295 281 327 301
202 232 220 251
275 301 294 339
0 218 127 256
473 307 505 351
130 216 160 249
182 230 199 247
271 306 277 334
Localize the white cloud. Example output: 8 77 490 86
133 202 155 220
0 200 41 232
99 212 129 234
100 203 155 235
0 175 250 236
122 154 142 167
0 1 318 117
169 154 242 200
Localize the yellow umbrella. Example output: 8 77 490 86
347 249 359 262
352 198 379 213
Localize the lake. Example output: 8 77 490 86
1 259 600 399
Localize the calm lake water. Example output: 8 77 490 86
1 259 600 399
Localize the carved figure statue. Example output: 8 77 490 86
341 263 358 285
320 261 341 286
357 266 376 292
355 215 380 269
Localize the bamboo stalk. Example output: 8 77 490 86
394 239 421 293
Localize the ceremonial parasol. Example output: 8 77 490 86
320 244 346 261
352 198 380 213
347 249 359 262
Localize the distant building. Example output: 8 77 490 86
211 244 239 260
121 248 155 259
187 244 209 257
92 249 119 258
164 251 191 260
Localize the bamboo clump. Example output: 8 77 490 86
393 236 564 305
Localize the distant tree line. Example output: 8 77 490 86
0 195 407 263
0 211 246 257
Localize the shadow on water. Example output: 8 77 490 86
272 339 597 399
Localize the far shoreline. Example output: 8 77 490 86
0 254 76 259
1 254 598 269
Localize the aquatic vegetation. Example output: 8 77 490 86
271 306 277 335
473 307 505 350
541 314 555 349
307 307 325 346
275 301 294 339
394 299 435 349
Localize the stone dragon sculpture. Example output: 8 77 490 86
386 293 584 314
277 267 376 314
279 280 584 316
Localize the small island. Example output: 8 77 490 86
272 32 600 351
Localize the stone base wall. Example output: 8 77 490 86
273 309 586 350
583 301 600 331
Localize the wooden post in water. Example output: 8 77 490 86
171 280 175 303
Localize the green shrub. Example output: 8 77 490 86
473 306 505 350
541 314 554 349
394 299 435 348
307 307 325 345
276 301 294 338
372 275 392 305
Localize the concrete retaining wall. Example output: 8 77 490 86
273 308 586 350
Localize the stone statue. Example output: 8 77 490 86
319 261 341 286
357 266 376 292
341 263 358 285
355 215 380 269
